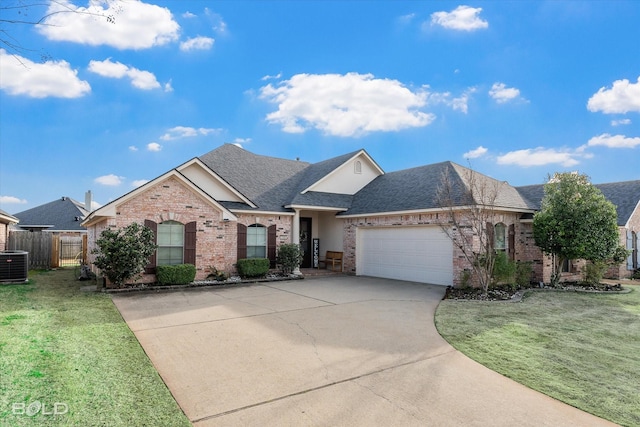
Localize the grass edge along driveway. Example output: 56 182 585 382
0 269 190 427
435 285 640 427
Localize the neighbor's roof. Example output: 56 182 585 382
516 180 640 225
13 197 88 232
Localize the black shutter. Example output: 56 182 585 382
184 221 197 265
486 222 494 252
237 224 247 260
144 219 157 274
508 224 515 260
268 224 277 268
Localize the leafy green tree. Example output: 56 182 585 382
92 222 156 287
533 172 620 286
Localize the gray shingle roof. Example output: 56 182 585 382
343 161 533 216
13 197 89 231
516 180 640 225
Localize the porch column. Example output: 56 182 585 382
292 209 302 275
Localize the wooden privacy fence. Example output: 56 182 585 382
8 232 87 269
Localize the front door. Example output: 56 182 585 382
300 217 312 268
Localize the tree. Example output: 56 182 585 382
92 222 156 287
533 172 620 286
436 163 507 294
277 243 303 275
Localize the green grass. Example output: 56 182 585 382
435 285 640 427
0 269 191 426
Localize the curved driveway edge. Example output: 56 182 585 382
112 276 617 426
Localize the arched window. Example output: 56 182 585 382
157 220 184 265
247 224 267 258
354 160 362 174
494 223 506 251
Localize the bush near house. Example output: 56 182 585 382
236 258 270 278
277 243 303 275
156 264 196 285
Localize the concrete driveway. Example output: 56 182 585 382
112 276 616 426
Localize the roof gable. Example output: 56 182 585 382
82 169 237 226
301 150 384 195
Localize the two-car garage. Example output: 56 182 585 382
356 226 453 286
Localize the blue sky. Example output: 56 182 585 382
1 1 639 214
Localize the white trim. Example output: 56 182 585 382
339 205 536 219
285 204 348 212
624 199 640 229
231 209 296 216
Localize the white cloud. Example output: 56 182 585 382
147 142 162 151
586 133 640 149
489 82 524 104
88 59 160 90
159 126 222 141
428 87 476 114
183 11 197 19
611 118 631 126
131 179 149 188
430 5 488 31
261 73 282 81
0 49 90 98
228 137 252 148
180 36 215 52
397 13 416 26
95 174 124 186
464 146 488 159
497 147 582 167
164 80 174 92
587 76 640 114
0 196 27 204
129 145 138 151
259 73 435 137
39 0 180 50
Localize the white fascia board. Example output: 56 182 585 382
231 209 295 216
285 204 348 212
301 150 384 194
624 199 640 228
177 158 256 208
339 206 536 219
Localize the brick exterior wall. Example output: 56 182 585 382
342 211 545 287
85 176 293 286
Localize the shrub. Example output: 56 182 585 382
582 261 608 285
156 264 196 285
277 244 302 275
492 251 516 285
515 261 533 288
92 222 156 287
236 258 270 278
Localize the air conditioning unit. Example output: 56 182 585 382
0 251 29 283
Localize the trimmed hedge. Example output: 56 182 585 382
236 258 270 278
156 264 196 285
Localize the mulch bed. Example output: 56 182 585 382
443 281 626 301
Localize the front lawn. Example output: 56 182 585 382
0 269 191 426
435 285 640 427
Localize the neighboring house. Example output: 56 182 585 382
0 209 19 251
517 180 640 281
12 193 92 235
82 144 640 287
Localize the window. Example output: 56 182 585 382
247 224 267 258
494 223 506 251
157 220 184 265
354 160 362 174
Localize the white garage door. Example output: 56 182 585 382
357 226 453 286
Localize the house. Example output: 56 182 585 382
517 180 640 281
0 209 19 251
12 193 92 234
82 144 640 287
